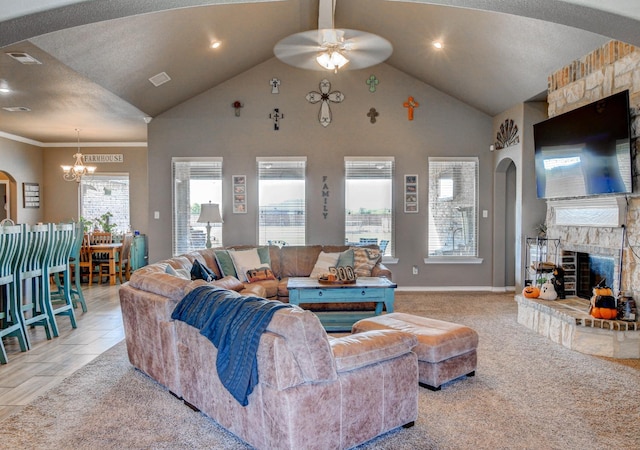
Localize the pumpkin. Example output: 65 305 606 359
589 284 617 319
522 285 540 298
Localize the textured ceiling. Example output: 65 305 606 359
0 0 637 144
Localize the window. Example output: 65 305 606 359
258 157 306 245
172 158 222 256
80 173 130 233
428 157 478 257
345 157 394 256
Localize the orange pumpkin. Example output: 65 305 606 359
523 285 540 298
590 285 617 319
591 307 617 320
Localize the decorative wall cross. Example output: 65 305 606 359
306 79 344 127
403 96 419 121
367 107 379 124
269 108 284 130
366 75 379 92
270 78 281 94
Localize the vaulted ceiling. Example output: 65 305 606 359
0 0 638 144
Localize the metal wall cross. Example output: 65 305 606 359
269 108 284 130
367 107 379 124
403 96 419 121
366 75 379 92
306 79 344 127
270 78 281 94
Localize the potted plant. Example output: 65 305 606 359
94 212 117 233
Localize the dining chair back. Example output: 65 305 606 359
12 223 52 349
79 233 95 285
43 223 77 337
0 224 28 363
66 222 87 311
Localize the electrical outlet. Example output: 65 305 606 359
412 265 418 275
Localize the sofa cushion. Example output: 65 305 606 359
229 248 266 282
214 250 238 278
329 330 417 372
279 245 322 278
309 251 341 278
352 247 382 277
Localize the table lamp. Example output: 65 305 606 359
197 202 223 248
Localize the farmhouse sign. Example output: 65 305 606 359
83 154 124 163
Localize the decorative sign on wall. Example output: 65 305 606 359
322 176 329 219
270 78 281 94
83 154 123 163
494 118 520 150
306 79 344 127
403 96 419 121
232 175 247 214
404 175 418 213
269 108 284 130
23 182 40 208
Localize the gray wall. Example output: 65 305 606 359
148 58 495 288
0 136 43 224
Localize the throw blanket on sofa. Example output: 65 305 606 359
171 285 291 406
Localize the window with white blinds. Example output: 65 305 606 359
428 157 478 257
80 173 130 234
344 157 394 256
257 157 306 246
172 158 223 256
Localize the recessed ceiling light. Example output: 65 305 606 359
211 41 221 49
0 88 10 94
433 41 443 49
2 106 31 112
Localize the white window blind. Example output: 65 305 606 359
80 173 130 234
257 157 306 246
172 158 223 256
428 157 478 257
345 157 394 256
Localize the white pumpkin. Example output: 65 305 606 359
538 280 558 300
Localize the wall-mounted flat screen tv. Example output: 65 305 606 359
533 90 632 199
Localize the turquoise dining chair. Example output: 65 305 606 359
0 224 28 364
44 223 77 337
13 223 52 349
68 221 87 311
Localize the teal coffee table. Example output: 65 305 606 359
287 277 397 331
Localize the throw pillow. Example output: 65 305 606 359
257 246 271 266
214 250 237 278
190 259 217 282
165 264 191 280
337 249 354 268
246 267 277 283
228 248 264 282
309 251 341 278
352 247 381 277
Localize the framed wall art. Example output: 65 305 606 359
232 175 247 214
23 182 40 209
404 175 418 213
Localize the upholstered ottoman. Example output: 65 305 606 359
352 312 478 390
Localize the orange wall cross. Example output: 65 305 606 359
403 96 419 121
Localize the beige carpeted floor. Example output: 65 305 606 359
3 292 640 449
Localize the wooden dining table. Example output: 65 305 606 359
87 242 122 285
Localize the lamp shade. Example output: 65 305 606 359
197 203 223 223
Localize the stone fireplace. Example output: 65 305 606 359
516 41 640 358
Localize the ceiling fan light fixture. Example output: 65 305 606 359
316 50 349 72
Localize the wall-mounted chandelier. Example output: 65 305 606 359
61 128 96 182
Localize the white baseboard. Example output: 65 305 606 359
396 286 516 293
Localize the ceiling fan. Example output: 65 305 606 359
273 0 393 72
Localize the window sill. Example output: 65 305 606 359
423 257 483 265
381 256 398 264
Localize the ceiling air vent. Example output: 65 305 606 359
6 52 42 64
2 106 31 112
149 72 171 87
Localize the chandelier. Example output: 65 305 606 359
61 129 96 182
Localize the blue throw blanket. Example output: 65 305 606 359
171 285 291 406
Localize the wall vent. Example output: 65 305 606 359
6 52 42 64
149 72 171 87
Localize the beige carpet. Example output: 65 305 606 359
3 292 640 449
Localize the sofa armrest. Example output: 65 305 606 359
329 330 416 373
371 262 392 280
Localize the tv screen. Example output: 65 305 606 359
533 90 632 199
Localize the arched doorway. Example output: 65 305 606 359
493 158 517 290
